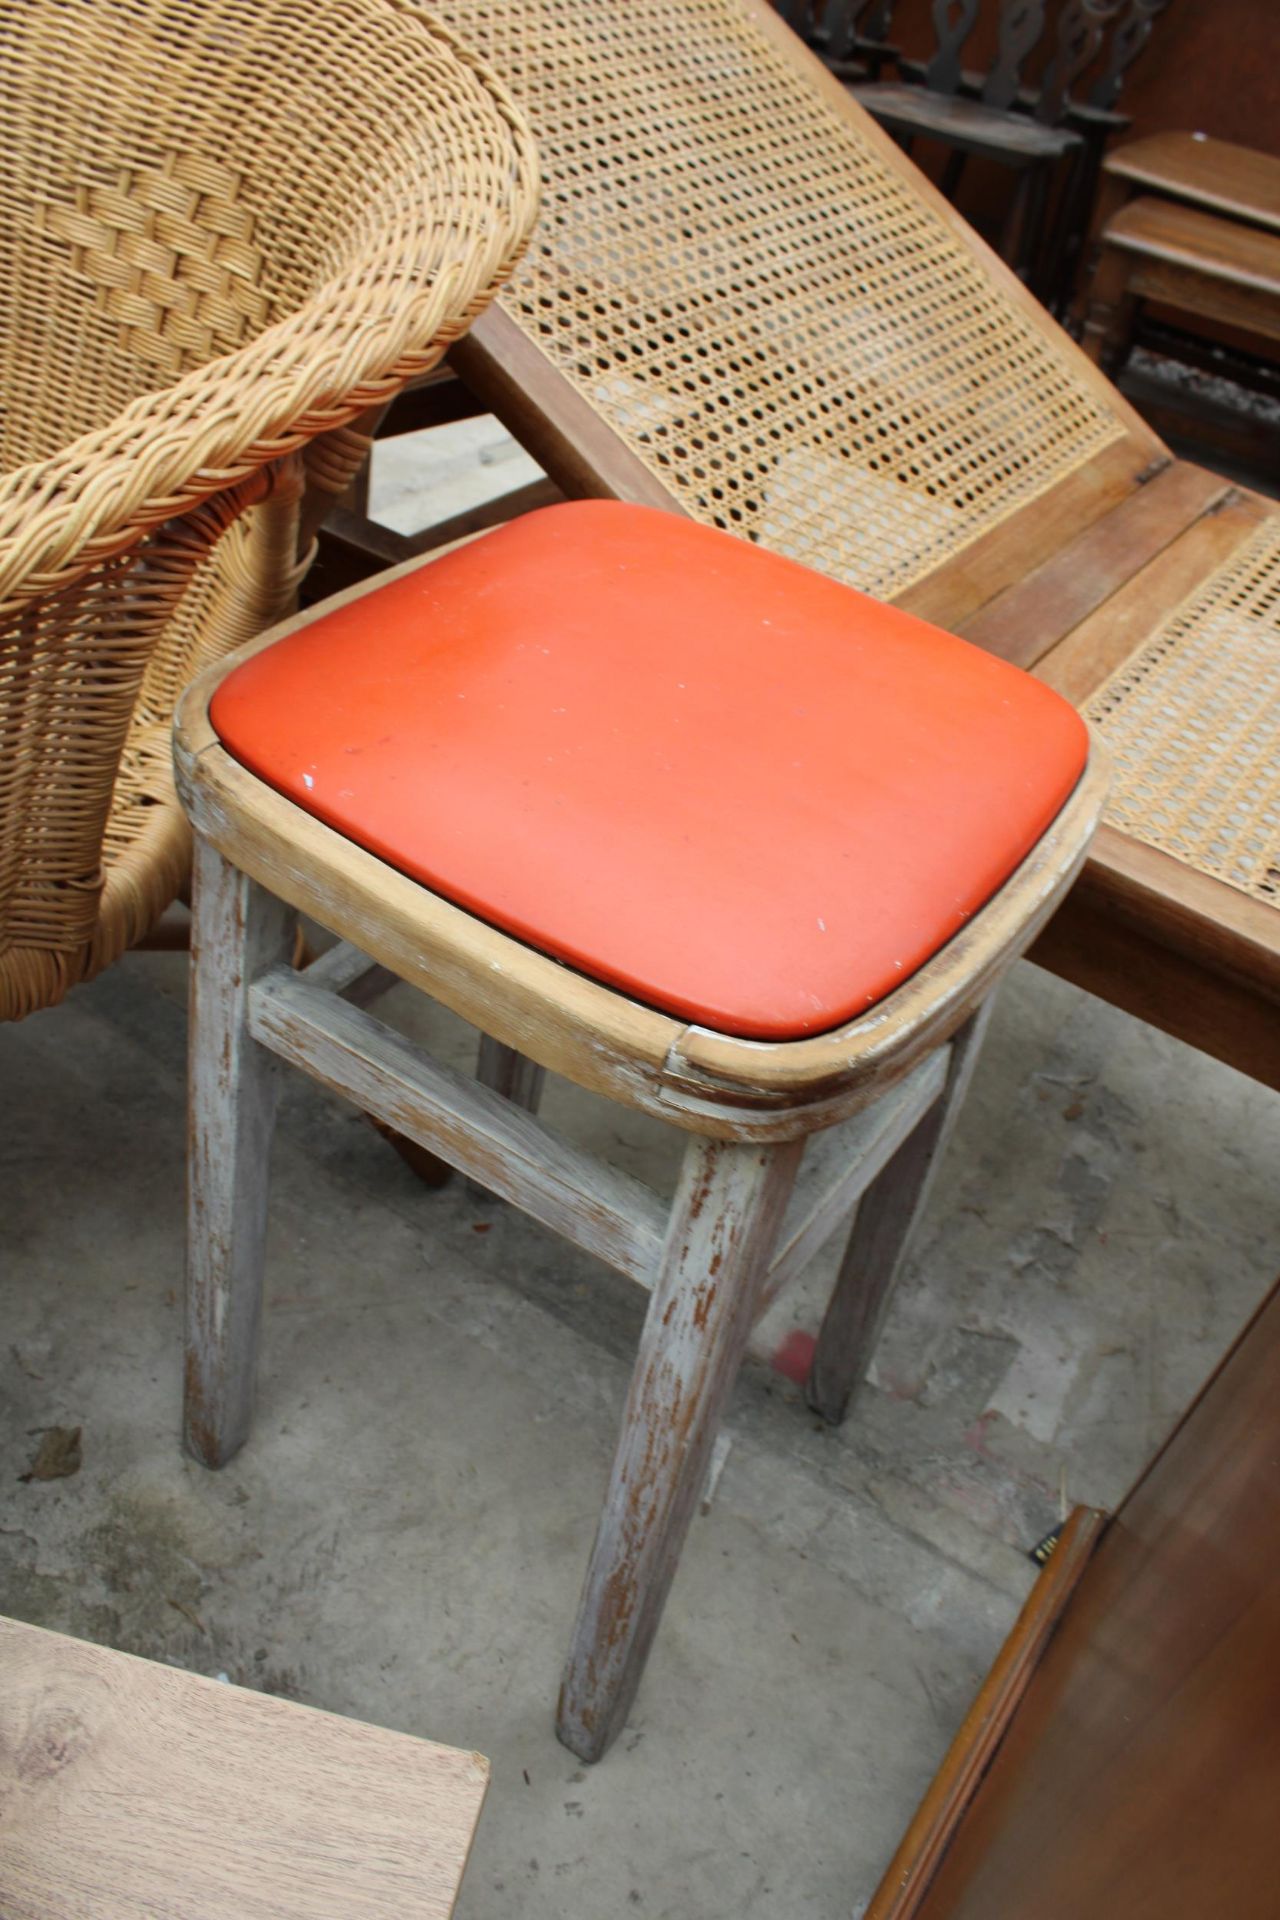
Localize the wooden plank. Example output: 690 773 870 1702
0 1615 487 1920
247 966 668 1286
1103 131 1280 234
1030 827 1280 1091
955 461 1231 670
1082 827 1280 985
301 945 452 1184
302 937 395 1002
1108 194 1280 296
1031 891 1280 1090
900 1268 1280 1919
470 1035 548 1200
450 305 693 513
1122 253 1280 346
1033 486 1270 703
475 1035 546 1113
557 1134 804 1762
893 440 1163 635
757 1046 949 1319
864 1507 1107 1920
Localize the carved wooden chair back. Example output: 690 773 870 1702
892 0 1164 122
981 0 1049 110
1035 0 1120 126
921 0 984 93
789 0 899 70
1086 0 1171 111
828 0 899 61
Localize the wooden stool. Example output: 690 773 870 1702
1081 194 1280 372
175 499 1107 1761
0 1615 487 1918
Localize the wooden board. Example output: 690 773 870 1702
450 305 690 513
0 1616 487 1920
1107 193 1280 296
865 1509 1106 1920
1029 823 1280 1091
249 964 669 1283
892 441 1168 635
951 461 1232 670
1032 483 1272 705
874 1263 1280 1919
1104 131 1280 234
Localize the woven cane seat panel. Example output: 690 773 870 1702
1086 519 1280 904
430 0 1126 599
211 503 1089 1041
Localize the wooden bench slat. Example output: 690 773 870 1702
954 461 1232 671
1103 132 1280 236
1107 195 1280 298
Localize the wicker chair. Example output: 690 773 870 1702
0 0 538 1021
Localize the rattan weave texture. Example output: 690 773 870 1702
1087 519 1280 905
430 0 1126 599
0 0 538 1019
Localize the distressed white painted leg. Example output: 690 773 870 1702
557 1134 802 1762
806 1001 995 1424
475 1034 546 1113
185 837 296 1468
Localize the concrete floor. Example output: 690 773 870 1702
2 425 1279 1919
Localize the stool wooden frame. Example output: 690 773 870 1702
175 539 1108 1762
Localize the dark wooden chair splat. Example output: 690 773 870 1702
843 0 1170 303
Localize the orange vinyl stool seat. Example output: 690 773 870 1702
211 501 1087 1040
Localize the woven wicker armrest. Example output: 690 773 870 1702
0 0 539 1020
0 8 538 618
